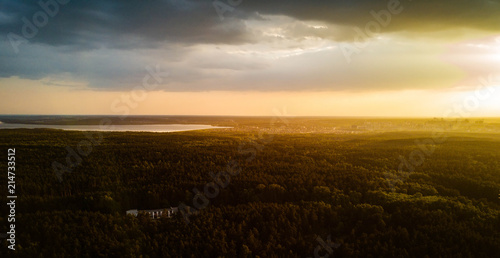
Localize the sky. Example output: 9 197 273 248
0 0 499 116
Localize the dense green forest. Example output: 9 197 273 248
0 117 499 257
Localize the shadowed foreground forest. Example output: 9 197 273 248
0 117 499 257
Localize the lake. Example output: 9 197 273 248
0 122 230 132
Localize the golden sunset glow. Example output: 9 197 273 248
1 1 499 117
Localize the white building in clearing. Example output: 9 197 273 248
126 207 178 219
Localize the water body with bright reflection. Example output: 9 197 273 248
0 122 230 132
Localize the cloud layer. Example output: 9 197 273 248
1 0 499 92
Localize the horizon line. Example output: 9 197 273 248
0 114 499 119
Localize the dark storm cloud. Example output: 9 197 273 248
2 0 499 50
239 0 500 34
0 0 498 91
0 0 253 51
0 0 254 86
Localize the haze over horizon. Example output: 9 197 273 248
1 0 499 116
